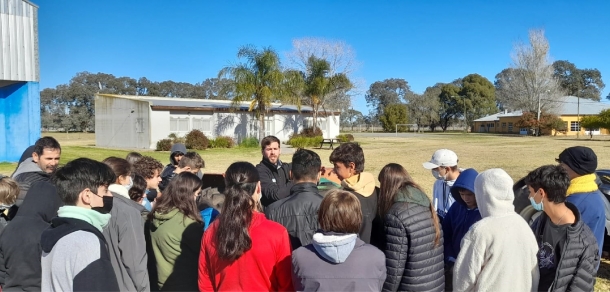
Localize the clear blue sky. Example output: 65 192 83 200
37 0 610 114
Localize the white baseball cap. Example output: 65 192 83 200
422 149 458 169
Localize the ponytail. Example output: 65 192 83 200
215 184 256 261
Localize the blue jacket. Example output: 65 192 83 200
566 190 605 258
443 169 482 263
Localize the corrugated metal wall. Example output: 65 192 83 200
95 95 151 149
0 0 39 82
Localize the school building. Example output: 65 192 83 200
472 96 610 136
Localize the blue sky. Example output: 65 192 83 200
37 0 610 113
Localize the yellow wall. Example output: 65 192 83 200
473 116 522 134
474 114 609 136
553 115 610 136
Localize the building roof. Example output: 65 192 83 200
474 96 610 122
97 94 340 114
474 110 523 122
559 96 610 115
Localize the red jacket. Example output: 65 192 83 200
198 212 293 291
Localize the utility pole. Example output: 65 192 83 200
536 92 541 137
576 96 580 138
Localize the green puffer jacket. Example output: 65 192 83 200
146 208 203 291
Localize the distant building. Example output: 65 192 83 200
0 0 40 162
473 96 610 136
94 94 340 149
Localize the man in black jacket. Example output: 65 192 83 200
265 148 322 250
526 165 599 292
11 137 61 206
256 136 292 207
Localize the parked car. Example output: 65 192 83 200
513 169 610 250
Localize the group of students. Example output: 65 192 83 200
0 135 604 292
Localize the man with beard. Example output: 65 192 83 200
11 137 61 206
256 136 292 207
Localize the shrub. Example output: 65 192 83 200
299 127 323 137
185 129 209 150
336 134 355 142
287 136 323 148
156 139 173 151
238 137 260 148
168 133 185 144
210 136 235 148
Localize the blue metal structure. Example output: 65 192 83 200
0 0 40 162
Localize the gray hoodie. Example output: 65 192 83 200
11 158 43 179
292 232 386 291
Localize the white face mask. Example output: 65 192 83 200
124 176 133 191
431 169 446 180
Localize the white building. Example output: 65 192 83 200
94 94 341 149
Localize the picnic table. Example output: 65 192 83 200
319 138 341 149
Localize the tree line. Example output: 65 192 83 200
41 38 356 137
361 29 605 133
41 31 605 135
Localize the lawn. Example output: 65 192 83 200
2 132 610 290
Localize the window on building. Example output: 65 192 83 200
508 122 513 132
570 121 580 132
487 123 494 128
502 122 506 128
135 118 144 133
265 118 273 137
192 118 212 134
170 117 190 132
318 118 327 131
564 121 569 131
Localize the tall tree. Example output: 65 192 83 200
494 29 564 116
379 104 408 132
286 37 359 116
553 60 605 101
302 56 352 133
365 78 412 120
340 108 365 131
460 74 498 128
408 84 442 132
438 83 461 131
219 45 286 140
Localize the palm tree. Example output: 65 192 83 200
219 46 285 140
303 55 352 134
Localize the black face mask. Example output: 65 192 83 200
92 196 114 214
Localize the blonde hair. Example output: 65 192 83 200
0 176 19 206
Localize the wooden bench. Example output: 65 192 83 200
319 138 341 149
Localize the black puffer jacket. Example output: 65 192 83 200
533 202 599 292
264 182 323 250
382 186 444 292
0 181 62 291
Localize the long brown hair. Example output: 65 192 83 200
377 163 441 246
149 172 202 223
215 162 259 261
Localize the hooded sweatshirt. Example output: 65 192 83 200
159 143 187 191
147 208 202 291
565 173 605 258
453 169 539 292
40 206 118 292
342 172 378 244
443 169 481 263
11 158 50 207
292 232 386 291
0 181 62 291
